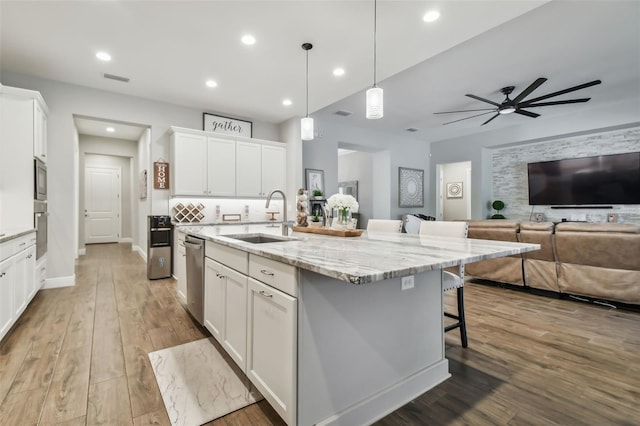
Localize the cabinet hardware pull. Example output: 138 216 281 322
216 273 225 279
0 272 5 278
19 242 26 246
27 254 32 259
260 269 275 276
259 290 273 298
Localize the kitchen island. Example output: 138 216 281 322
181 224 538 426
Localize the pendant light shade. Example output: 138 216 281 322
301 42 314 140
366 86 383 119
366 0 383 119
301 117 314 140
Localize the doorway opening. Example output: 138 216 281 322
436 161 472 221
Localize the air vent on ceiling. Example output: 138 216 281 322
103 73 130 83
334 110 352 117
405 128 420 132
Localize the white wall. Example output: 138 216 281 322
0 71 281 281
135 128 151 260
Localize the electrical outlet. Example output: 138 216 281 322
401 275 414 290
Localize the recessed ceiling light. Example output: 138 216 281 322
423 10 440 23
333 68 345 77
106 127 115 133
205 80 218 88
96 51 112 61
282 99 292 106
241 34 256 45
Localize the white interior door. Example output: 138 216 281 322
85 166 121 244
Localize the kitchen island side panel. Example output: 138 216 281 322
297 269 449 426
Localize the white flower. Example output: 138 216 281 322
326 193 359 213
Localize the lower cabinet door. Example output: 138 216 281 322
0 258 15 340
204 258 225 343
247 278 297 425
25 246 36 300
222 266 248 371
12 249 28 317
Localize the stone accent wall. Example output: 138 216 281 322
492 126 640 224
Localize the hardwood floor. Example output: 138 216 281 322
1 243 639 425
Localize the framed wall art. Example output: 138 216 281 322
338 180 358 201
399 167 424 207
203 113 252 137
305 168 325 194
446 182 463 198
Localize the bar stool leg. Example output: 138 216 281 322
457 287 468 348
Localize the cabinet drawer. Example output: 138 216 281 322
1 233 36 262
205 241 248 274
249 254 298 297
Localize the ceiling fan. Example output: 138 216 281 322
434 77 602 126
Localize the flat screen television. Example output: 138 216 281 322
527 152 640 205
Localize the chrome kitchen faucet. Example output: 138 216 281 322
265 189 289 236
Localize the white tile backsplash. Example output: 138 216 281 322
171 197 285 224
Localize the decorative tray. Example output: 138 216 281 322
292 226 363 237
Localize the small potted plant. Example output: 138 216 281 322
311 189 324 200
491 200 506 219
308 214 323 228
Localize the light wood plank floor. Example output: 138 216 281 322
1 243 639 425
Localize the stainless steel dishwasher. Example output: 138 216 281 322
184 235 205 325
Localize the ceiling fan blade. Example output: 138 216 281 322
523 80 602 104
466 94 501 107
434 108 496 115
481 113 500 126
512 77 547 104
442 111 495 125
514 109 540 118
519 98 590 108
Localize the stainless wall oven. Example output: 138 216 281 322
34 201 48 260
34 158 47 201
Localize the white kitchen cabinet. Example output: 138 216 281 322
0 257 15 340
35 257 47 295
204 257 225 344
0 86 48 231
171 132 208 196
34 100 48 162
247 277 297 425
169 127 286 198
0 233 37 342
222 265 248 370
207 138 236 196
236 143 286 197
173 229 187 302
236 141 262 197
261 144 286 196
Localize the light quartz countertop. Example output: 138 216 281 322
180 224 539 285
0 228 35 245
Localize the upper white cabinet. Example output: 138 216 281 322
171 132 208 196
0 85 49 231
169 127 285 198
34 100 48 161
236 143 286 197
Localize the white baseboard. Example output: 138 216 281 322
120 237 133 243
133 245 147 263
78 248 86 256
42 274 75 289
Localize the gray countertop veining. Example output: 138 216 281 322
180 224 539 285
0 228 36 245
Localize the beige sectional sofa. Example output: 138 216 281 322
466 220 525 286
465 220 640 306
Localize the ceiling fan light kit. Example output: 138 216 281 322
435 77 602 126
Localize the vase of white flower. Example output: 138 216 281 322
326 193 359 230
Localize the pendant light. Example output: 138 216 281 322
366 0 383 119
301 42 314 140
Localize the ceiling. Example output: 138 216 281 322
1 1 638 144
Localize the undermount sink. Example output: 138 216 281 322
224 233 297 244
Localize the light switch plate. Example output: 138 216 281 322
401 275 414 290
